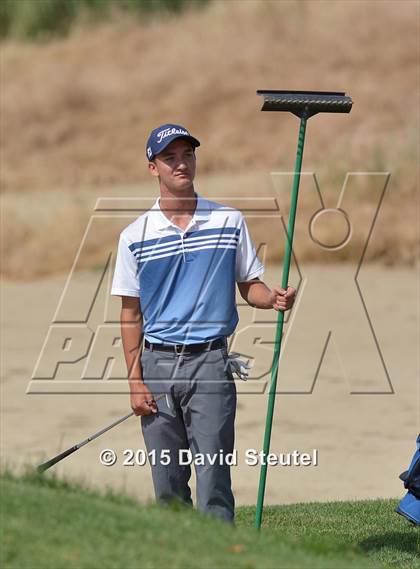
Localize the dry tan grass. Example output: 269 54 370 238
1 0 419 278
1 1 418 191
1 170 418 280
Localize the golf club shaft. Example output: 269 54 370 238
255 115 307 529
37 394 166 473
37 411 134 472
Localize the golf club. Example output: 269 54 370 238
37 393 174 473
255 90 353 529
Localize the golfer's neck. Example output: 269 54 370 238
159 186 197 216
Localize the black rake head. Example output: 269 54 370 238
257 90 353 118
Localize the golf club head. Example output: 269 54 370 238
257 90 353 118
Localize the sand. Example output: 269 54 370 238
1 263 418 506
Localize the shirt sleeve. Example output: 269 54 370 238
235 216 265 282
110 233 140 297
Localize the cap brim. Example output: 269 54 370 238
178 135 200 148
156 134 200 157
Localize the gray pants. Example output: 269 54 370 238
140 341 237 524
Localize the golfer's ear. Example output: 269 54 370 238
148 161 159 177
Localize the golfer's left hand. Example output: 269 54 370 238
270 285 296 311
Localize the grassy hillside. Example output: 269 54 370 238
0 0 210 39
1 1 418 277
1 470 418 569
1 1 418 192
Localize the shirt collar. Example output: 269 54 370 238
150 191 211 230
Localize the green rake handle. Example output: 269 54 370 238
255 115 307 529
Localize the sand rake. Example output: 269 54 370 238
255 90 353 529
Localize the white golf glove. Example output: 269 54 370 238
226 352 251 381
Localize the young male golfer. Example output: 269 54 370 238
111 123 296 524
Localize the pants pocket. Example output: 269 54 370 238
219 347 235 383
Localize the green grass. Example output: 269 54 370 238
0 0 211 40
0 470 418 569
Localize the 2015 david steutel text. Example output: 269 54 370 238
99 448 319 467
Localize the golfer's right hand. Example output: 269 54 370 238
130 384 158 416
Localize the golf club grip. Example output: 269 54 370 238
37 445 78 473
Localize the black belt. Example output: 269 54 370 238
144 337 226 355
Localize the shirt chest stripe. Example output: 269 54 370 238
137 243 237 264
128 226 240 252
132 234 239 257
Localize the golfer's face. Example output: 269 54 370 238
151 139 196 190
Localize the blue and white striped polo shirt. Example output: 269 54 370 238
111 192 264 344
